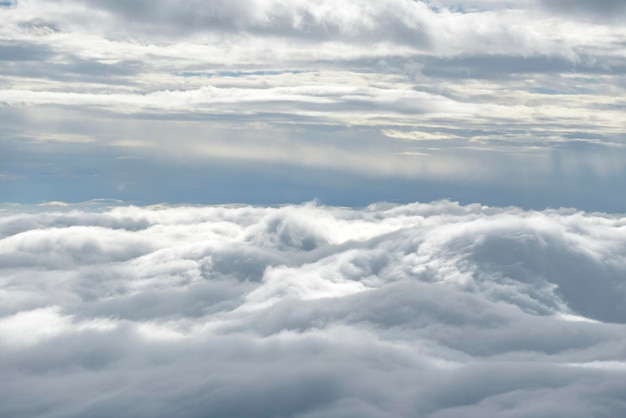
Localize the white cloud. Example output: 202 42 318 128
383 129 457 141
2 1 626 411
1 201 626 416
1 0 624 164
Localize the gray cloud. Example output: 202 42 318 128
54 0 431 46
0 0 623 161
541 0 626 20
2 0 626 412
420 54 615 79
1 201 626 417
0 42 54 61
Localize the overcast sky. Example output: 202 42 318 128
1 0 625 208
2 1 626 417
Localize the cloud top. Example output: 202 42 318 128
2 201 626 416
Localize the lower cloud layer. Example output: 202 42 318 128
1 201 626 417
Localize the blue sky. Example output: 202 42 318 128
1 0 625 210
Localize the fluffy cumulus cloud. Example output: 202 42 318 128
2 201 626 417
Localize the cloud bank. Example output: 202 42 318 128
1 0 625 205
2 201 626 417
1 0 625 150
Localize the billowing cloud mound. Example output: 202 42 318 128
1 201 626 417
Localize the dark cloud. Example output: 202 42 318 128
58 0 431 45
0 56 143 86
1 202 626 417
0 43 55 61
541 0 626 20
420 54 609 79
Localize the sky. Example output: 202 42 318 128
1 0 625 209
2 1 626 417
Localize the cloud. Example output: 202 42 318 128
0 42 54 61
1 0 624 169
0 84 466 117
47 0 433 46
1 2 626 413
1 201 626 416
541 0 626 20
383 129 455 141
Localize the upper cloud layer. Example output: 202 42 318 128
0 0 625 210
1 201 626 417
541 0 626 20
74 0 432 45
1 0 625 177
